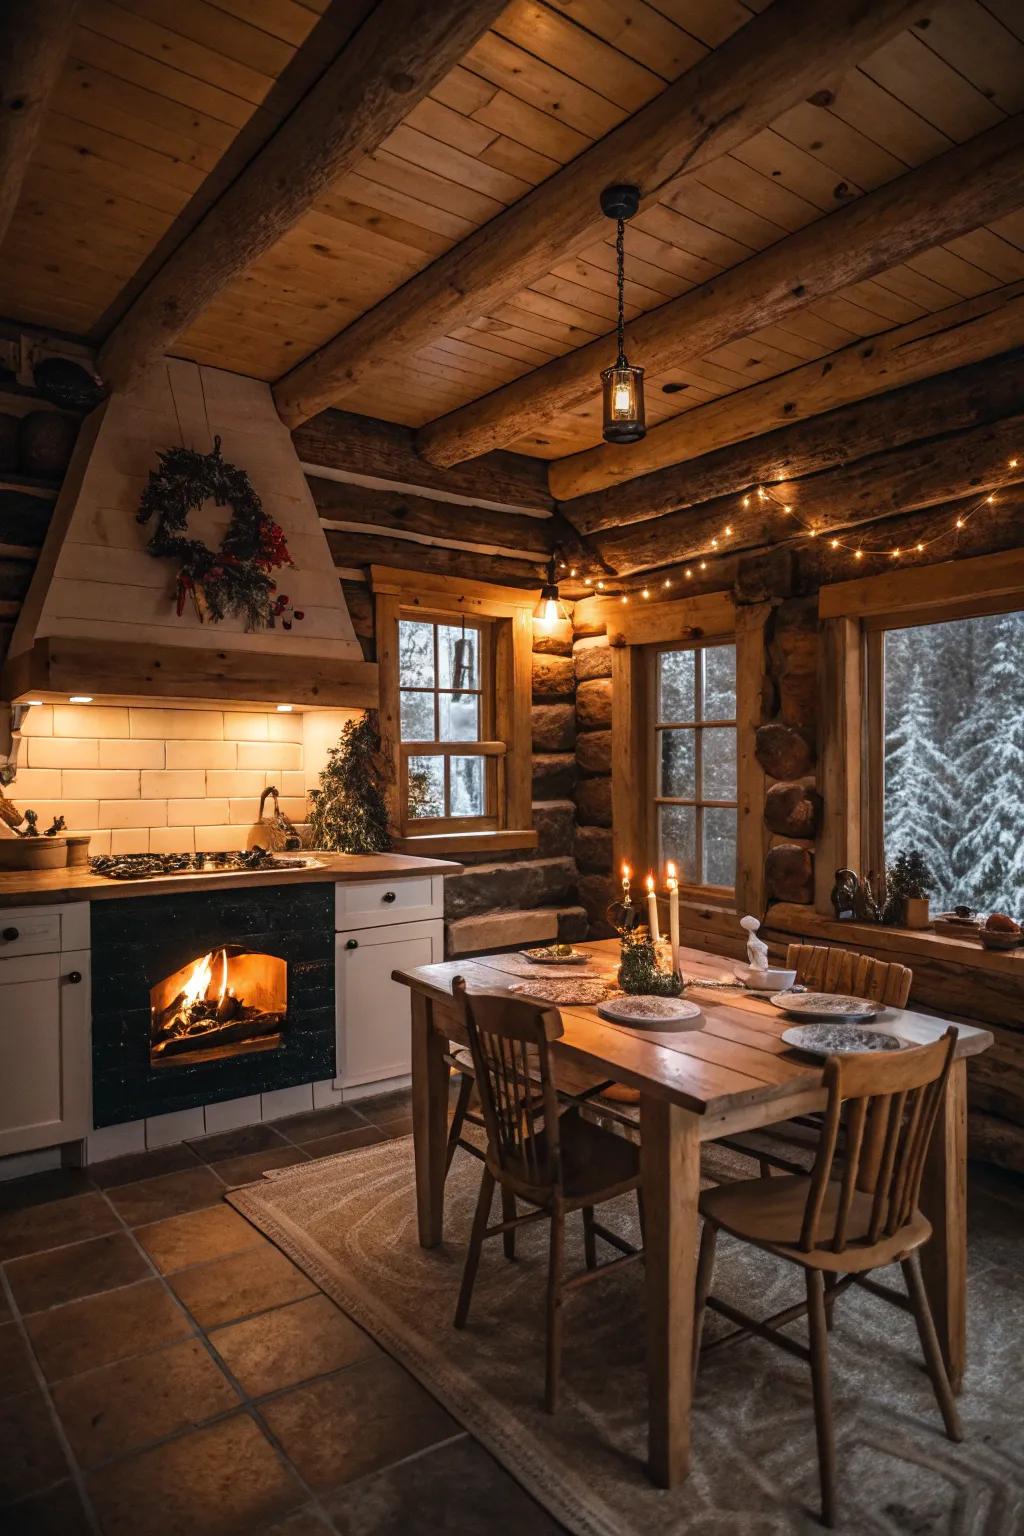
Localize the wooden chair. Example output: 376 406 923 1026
451 977 644 1411
693 1029 961 1527
720 942 914 1177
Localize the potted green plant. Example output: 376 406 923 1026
883 848 935 929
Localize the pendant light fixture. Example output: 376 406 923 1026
599 183 645 444
533 552 569 631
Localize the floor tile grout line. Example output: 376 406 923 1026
0 1263 104 1534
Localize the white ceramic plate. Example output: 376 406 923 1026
597 996 703 1027
782 1023 902 1058
771 991 880 1022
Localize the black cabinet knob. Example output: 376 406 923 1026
66 970 82 984
382 890 397 904
1 927 18 942
345 938 359 950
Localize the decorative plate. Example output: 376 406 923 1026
521 946 590 965
770 991 880 1022
507 978 609 1006
782 1024 902 1058
597 996 703 1026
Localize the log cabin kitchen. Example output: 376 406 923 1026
0 2 1022 1533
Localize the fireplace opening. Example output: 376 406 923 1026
150 946 287 1067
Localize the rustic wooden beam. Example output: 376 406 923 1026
271 0 922 429
96 0 508 393
324 528 546 588
0 0 79 246
589 413 1024 576
417 114 1024 466
551 283 1024 502
293 409 551 513
560 350 1024 536
309 476 553 555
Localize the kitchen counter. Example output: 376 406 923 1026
0 852 462 907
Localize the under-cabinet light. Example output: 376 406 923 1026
276 704 294 712
69 695 92 704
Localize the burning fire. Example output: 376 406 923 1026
180 947 231 1012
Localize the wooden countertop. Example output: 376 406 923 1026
0 852 462 907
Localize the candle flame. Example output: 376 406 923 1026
666 860 678 888
621 862 631 880
645 873 655 893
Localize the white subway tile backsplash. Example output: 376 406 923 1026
110 829 151 854
62 770 141 799
141 769 206 799
237 741 302 771
28 738 99 769
193 824 249 851
129 708 223 740
101 799 168 828
268 712 304 743
168 797 229 826
28 799 101 830
54 705 129 739
165 740 236 770
150 827 196 854
228 798 263 825
223 712 269 741
278 771 306 797
22 705 53 737
206 770 266 797
10 768 63 798
100 740 165 769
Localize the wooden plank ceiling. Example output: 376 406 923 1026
1 0 1022 497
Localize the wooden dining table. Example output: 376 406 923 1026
392 939 992 1490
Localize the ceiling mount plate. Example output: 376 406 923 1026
600 183 640 221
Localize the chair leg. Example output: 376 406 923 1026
806 1270 837 1529
636 1187 646 1247
692 1220 717 1389
445 1071 474 1175
901 1252 963 1443
501 1186 517 1260
582 1206 597 1270
758 1158 776 1179
454 1167 494 1330
545 1200 566 1413
824 1272 839 1332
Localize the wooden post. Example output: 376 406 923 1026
735 603 771 918
919 1059 968 1392
611 645 648 877
640 1095 701 1487
0 0 79 248
815 617 863 915
410 992 450 1249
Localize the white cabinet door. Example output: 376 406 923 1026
336 920 443 1090
0 948 92 1155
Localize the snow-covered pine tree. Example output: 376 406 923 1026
951 611 1024 913
883 661 957 906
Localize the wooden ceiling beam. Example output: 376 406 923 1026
560 349 1024 537
96 0 508 394
271 0 923 429
0 0 79 247
324 529 546 588
309 476 554 556
417 114 1024 467
293 407 551 513
551 283 1024 503
588 411 1024 577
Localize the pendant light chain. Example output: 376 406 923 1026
615 215 627 367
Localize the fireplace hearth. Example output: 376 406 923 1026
91 884 334 1126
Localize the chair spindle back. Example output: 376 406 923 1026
800 1029 957 1254
452 977 564 1194
786 942 913 1008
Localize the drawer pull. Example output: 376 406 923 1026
345 938 359 950
2 927 18 942
381 890 397 904
66 970 83 984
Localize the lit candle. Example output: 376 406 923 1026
645 874 660 943
621 861 631 901
666 861 680 971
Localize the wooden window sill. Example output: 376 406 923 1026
764 903 1024 976
392 829 539 856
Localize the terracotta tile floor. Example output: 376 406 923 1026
0 1088 561 1536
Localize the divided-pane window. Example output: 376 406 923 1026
878 606 1024 914
651 641 737 891
398 616 498 832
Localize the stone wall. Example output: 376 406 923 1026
755 594 820 909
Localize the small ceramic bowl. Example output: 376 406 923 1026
737 965 798 992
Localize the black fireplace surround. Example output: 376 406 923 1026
91 883 335 1126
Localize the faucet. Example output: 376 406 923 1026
258 786 301 851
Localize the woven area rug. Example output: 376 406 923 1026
228 1139 1024 1536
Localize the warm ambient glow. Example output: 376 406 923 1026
533 554 569 631
665 861 678 890
276 704 294 713
69 695 92 704
25 699 44 706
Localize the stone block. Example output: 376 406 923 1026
578 873 617 938
532 703 575 753
576 729 612 776
765 843 814 904
765 781 821 839
572 610 607 640
532 753 576 799
574 775 612 827
531 620 573 656
735 546 796 604
531 799 576 857
754 722 814 779
532 653 575 700
573 641 612 681
443 856 576 919
575 823 612 874
576 677 612 731
447 909 558 956
557 905 590 943
768 598 818 728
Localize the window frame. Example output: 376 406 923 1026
646 637 738 900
